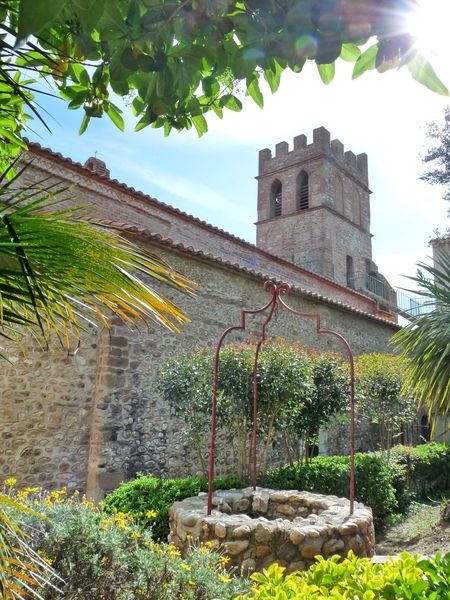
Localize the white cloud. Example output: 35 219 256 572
103 150 253 224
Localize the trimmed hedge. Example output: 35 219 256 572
264 452 398 524
104 443 449 539
103 474 241 540
391 442 450 498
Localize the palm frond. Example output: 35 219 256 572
392 253 450 420
0 496 62 599
0 171 194 351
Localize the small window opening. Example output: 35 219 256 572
346 255 355 288
297 172 309 210
271 180 282 217
420 414 431 443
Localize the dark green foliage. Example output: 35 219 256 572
265 452 398 525
392 254 450 419
355 353 415 453
0 0 446 172
421 107 450 207
391 442 450 498
104 474 241 540
157 341 347 477
104 443 449 538
289 352 348 444
266 443 450 524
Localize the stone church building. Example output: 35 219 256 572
0 127 401 498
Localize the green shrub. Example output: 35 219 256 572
10 487 248 600
265 452 398 524
390 442 450 498
104 474 241 540
236 551 450 599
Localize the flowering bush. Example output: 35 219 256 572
103 473 241 541
4 482 248 599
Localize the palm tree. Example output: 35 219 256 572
392 253 450 421
0 166 193 353
0 167 194 597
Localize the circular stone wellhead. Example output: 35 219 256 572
169 488 375 575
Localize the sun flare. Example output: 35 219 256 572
407 0 450 60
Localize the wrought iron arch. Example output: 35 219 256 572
207 281 356 515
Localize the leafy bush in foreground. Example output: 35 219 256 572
6 485 248 600
104 443 449 539
236 551 450 599
104 474 241 540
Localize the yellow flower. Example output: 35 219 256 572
38 551 53 566
166 545 181 558
4 478 17 486
145 509 157 519
100 556 109 565
180 563 191 572
219 555 230 567
219 574 232 583
188 580 196 586
131 531 141 539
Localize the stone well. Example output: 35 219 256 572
169 487 375 575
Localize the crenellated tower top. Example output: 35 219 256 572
258 126 368 186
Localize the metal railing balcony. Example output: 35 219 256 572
347 274 434 320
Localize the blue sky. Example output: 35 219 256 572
27 53 449 292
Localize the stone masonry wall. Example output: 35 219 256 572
169 488 375 575
0 140 398 497
0 332 101 491
20 145 392 321
0 242 398 497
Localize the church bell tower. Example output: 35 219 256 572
255 126 376 289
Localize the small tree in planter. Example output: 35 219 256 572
355 353 416 456
157 340 349 478
283 351 349 465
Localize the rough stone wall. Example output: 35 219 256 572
0 333 101 491
0 140 400 497
20 145 392 321
169 489 375 575
0 243 397 497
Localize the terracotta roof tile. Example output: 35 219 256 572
25 142 398 329
82 217 399 330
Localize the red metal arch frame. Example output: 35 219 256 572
207 281 356 515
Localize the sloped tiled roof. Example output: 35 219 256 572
26 141 399 330
87 218 400 330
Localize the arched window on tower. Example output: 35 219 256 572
346 255 355 288
271 179 282 217
297 171 309 210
